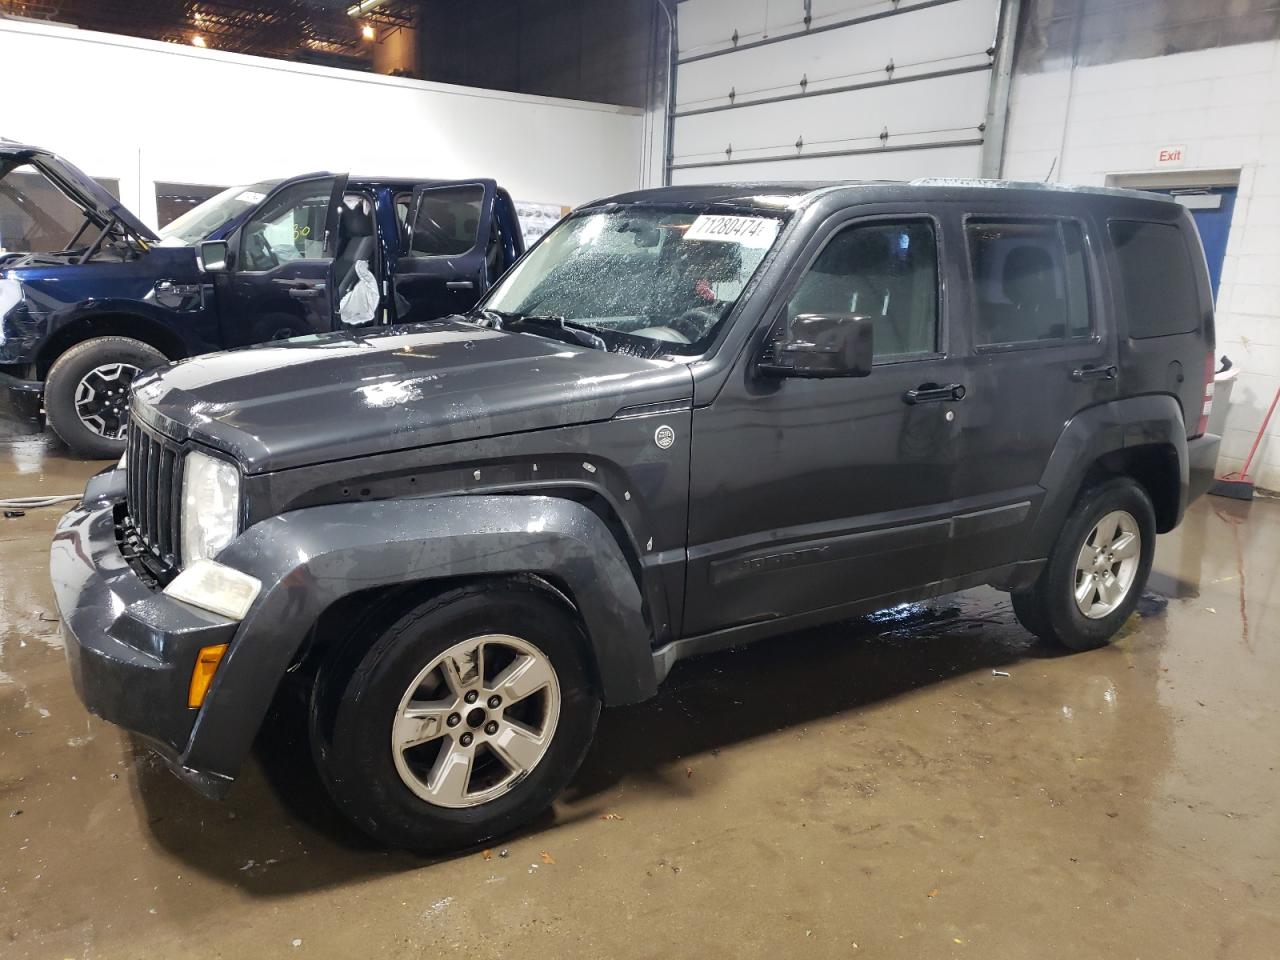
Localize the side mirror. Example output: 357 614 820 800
197 239 230 273
760 313 874 378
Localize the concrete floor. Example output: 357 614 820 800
1 427 1277 959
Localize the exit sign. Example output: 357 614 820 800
1156 144 1187 166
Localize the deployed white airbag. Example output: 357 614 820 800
340 259 379 325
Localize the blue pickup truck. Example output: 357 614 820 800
0 143 524 456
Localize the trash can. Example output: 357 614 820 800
1207 355 1237 439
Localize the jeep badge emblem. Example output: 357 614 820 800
654 424 675 449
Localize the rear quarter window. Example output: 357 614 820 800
1108 220 1200 339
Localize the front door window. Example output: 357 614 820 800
781 219 940 361
239 178 336 271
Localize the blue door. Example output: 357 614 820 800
1152 187 1237 303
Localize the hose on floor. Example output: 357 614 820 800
0 494 82 509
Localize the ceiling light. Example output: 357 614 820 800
361 24 376 40
191 34 207 47
346 0 388 16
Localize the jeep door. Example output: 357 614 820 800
216 174 347 346
391 180 496 323
947 209 1119 573
683 212 966 636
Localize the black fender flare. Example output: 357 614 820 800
1024 394 1187 560
184 495 655 780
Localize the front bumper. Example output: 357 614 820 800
1187 432 1221 504
50 468 239 798
0 369 43 422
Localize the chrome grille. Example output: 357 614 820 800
126 418 183 568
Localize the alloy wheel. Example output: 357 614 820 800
1073 509 1141 619
74 362 141 439
391 633 561 808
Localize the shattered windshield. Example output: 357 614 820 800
480 206 785 356
157 180 281 246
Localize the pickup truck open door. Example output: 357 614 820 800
217 174 348 346
393 179 498 323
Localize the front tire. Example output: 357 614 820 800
1012 477 1156 651
311 581 601 854
44 336 166 459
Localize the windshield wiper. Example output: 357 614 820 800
473 309 606 351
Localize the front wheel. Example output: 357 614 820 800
43 336 166 459
1012 477 1156 651
311 582 601 854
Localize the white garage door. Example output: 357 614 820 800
670 0 1002 184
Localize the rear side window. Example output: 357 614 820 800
1108 220 1200 338
966 219 1092 346
409 185 484 257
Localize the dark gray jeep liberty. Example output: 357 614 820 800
51 180 1221 852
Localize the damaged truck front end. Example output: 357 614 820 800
1 142 169 423
3 144 528 459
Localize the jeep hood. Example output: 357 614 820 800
0 144 159 243
131 318 694 473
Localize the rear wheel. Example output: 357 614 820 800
44 336 166 459
311 582 600 854
1011 477 1156 651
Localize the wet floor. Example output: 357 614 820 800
1 428 1278 959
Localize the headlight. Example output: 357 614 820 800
181 450 241 565
0 277 24 336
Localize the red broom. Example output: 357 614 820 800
1211 385 1280 501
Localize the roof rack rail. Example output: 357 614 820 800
909 177 1167 201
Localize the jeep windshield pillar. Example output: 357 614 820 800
51 180 1220 853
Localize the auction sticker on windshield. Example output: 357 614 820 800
684 214 779 248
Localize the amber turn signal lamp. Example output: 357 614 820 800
188 643 229 708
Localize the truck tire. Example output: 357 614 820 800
1011 477 1156 651
44 336 166 459
311 581 601 854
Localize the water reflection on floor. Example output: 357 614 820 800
1 427 1276 958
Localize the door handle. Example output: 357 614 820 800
446 280 476 290
904 382 966 404
287 287 322 299
1071 364 1117 382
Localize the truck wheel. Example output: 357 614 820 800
311 582 601 854
1011 477 1156 651
44 336 166 459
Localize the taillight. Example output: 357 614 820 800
1196 351 1214 437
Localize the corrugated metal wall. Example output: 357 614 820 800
669 0 1003 183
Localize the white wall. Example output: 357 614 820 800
0 18 644 227
1004 40 1280 491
